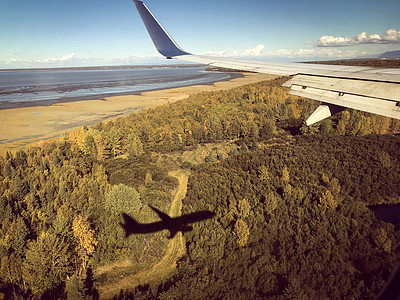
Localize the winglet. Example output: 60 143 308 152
133 0 190 58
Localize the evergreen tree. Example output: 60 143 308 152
66 275 87 300
127 133 144 159
23 231 73 296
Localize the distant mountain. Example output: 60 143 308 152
378 50 400 59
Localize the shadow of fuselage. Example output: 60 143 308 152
120 205 215 239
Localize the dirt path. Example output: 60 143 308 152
98 169 189 299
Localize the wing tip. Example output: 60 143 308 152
133 0 189 58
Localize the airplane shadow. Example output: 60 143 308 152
120 205 215 239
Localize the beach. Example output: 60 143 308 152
0 72 276 155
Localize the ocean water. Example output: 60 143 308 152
0 67 230 107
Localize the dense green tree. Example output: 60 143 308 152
105 184 142 216
23 231 73 296
0 253 24 293
9 216 29 257
65 275 87 300
127 132 144 159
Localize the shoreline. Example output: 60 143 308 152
0 72 277 155
0 69 236 111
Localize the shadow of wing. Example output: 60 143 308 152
178 211 215 224
120 213 139 237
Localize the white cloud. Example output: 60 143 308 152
0 52 177 69
317 29 400 47
1 53 78 68
201 50 228 57
263 48 363 59
40 52 76 62
1 40 390 69
199 44 366 60
233 44 265 57
201 45 266 58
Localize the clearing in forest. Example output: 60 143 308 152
97 169 189 299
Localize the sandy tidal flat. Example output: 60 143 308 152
0 73 276 155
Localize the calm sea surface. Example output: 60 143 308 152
0 67 230 107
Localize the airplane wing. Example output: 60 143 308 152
133 0 400 125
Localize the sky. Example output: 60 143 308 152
1 0 400 69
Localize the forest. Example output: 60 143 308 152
0 76 400 299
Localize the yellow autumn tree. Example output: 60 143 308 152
374 228 392 253
72 215 97 275
265 192 279 214
235 218 250 247
318 190 338 209
238 198 251 219
282 165 290 183
258 165 270 182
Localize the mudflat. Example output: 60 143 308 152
0 73 276 155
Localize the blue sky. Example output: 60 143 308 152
1 0 400 68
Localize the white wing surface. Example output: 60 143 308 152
133 0 400 125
